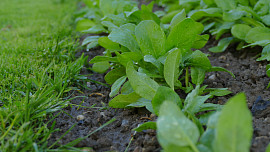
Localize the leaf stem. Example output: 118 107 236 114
186 137 199 152
190 142 200 152
185 67 189 88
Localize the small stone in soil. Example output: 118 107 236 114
251 96 270 118
209 74 216 80
77 115 85 121
121 119 129 126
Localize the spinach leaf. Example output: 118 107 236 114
126 62 159 100
164 48 182 89
98 36 120 50
245 27 270 44
170 9 186 29
214 93 253 152
185 50 211 70
157 100 200 151
231 24 252 40
152 86 182 115
109 92 141 108
109 76 127 97
209 37 234 53
214 0 237 11
108 23 140 53
257 44 270 61
133 122 157 132
166 18 204 51
135 20 166 58
92 61 110 73
191 67 206 85
104 67 126 85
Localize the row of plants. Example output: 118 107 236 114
76 0 268 151
156 0 270 87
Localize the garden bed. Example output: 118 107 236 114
48 37 270 152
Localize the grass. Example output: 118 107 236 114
0 0 90 151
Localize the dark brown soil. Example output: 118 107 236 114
48 46 160 152
48 38 270 152
48 1 270 151
202 38 270 152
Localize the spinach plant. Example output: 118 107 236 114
156 93 253 152
76 0 138 50
158 0 270 61
90 11 233 110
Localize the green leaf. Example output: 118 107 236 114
241 17 265 27
121 81 133 94
210 22 234 39
106 14 127 26
82 0 95 8
101 21 118 31
82 36 101 46
223 10 246 22
109 92 141 108
157 101 200 150
199 103 223 112
99 0 116 15
203 22 216 33
92 61 110 73
191 67 205 85
166 18 204 51
109 76 127 97
152 86 182 115
76 19 96 32
135 20 166 58
98 37 120 50
189 8 222 21
205 88 232 96
243 40 270 47
126 62 159 100
208 66 235 78
86 41 99 50
231 24 252 40
237 0 249 6
171 9 186 29
82 25 107 34
203 0 215 5
144 55 163 74
245 27 270 44
199 128 215 151
184 86 211 114
214 0 236 11
127 98 153 112
262 15 270 26
257 44 270 61
104 67 126 85
108 23 140 53
266 143 270 152
209 37 233 53
117 52 143 67
127 10 160 25
89 56 118 63
186 50 211 70
254 0 269 16
214 93 253 152
192 34 210 49
133 122 157 132
141 1 154 12
161 10 182 24
164 48 182 90
138 68 162 78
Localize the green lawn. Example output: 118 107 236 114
0 0 86 151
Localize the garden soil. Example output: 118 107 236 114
48 1 270 152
